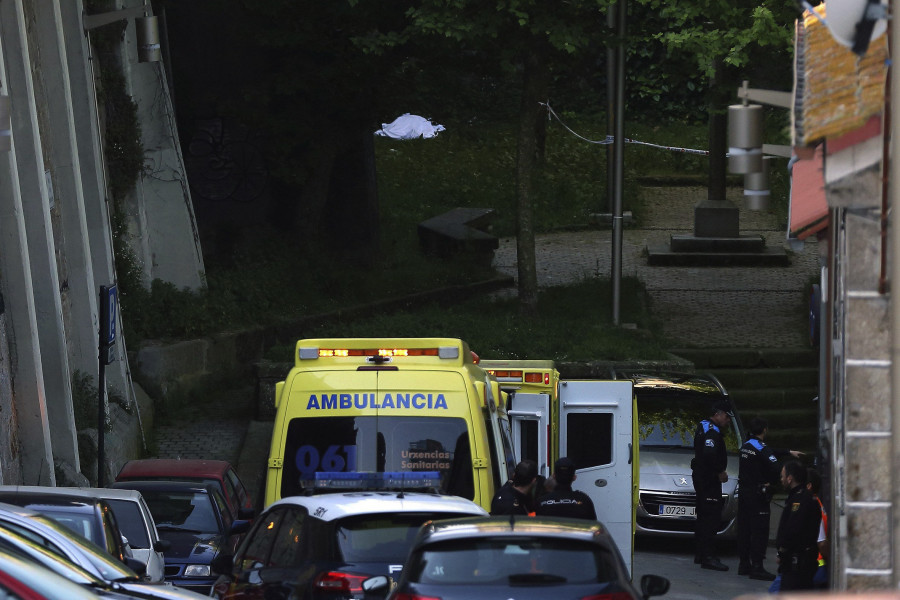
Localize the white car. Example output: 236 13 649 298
0 485 168 582
211 472 489 600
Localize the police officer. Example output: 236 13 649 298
535 457 597 520
775 459 821 591
490 459 538 516
692 400 732 571
737 417 802 580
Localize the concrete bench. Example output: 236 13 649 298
417 207 498 260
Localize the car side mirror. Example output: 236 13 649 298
210 553 234 576
640 574 670 599
153 539 171 553
230 520 251 535
238 507 255 520
125 557 147 577
361 575 392 599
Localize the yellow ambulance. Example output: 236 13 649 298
265 338 517 512
480 359 638 574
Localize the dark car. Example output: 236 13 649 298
210 483 488 600
0 487 133 566
364 515 670 600
111 481 249 594
612 371 745 539
115 459 255 520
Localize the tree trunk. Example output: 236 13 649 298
515 40 550 316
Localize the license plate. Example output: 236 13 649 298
658 504 695 518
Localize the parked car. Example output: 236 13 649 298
363 515 670 600
613 370 745 539
0 487 134 566
111 480 250 594
0 551 103 600
0 502 206 599
0 486 168 582
115 459 255 520
210 475 489 600
0 523 209 599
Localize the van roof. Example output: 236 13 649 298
0 486 143 503
293 338 474 368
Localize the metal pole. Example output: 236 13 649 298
606 4 616 216
611 0 626 325
97 357 105 487
889 0 900 584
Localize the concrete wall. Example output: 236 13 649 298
0 0 208 485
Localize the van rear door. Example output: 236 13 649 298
507 392 551 478
559 380 635 575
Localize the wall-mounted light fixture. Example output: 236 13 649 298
83 5 160 63
0 95 10 152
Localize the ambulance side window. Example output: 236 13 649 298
565 413 613 467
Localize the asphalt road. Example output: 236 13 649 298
634 537 775 600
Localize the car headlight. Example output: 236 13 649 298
183 564 211 577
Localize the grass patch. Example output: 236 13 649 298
264 276 669 363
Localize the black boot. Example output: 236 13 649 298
738 561 751 576
748 564 776 581
701 557 729 571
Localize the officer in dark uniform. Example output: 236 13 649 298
490 459 538 516
776 459 821 591
738 417 802 580
535 457 597 520
692 399 732 571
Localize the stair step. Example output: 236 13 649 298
671 348 818 369
712 367 819 390
765 428 819 453
729 387 819 409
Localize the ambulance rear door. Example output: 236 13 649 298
507 392 551 479
558 380 635 575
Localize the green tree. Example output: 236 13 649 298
634 0 795 200
404 0 609 315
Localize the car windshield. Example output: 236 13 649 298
408 538 618 585
105 499 150 548
638 394 741 452
138 491 219 534
281 416 473 499
335 513 471 563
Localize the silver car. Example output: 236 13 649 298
0 502 207 599
0 485 168 582
614 371 744 539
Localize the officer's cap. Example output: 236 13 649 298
711 400 734 417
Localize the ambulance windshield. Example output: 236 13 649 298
282 416 474 499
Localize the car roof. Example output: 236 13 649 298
270 491 489 522
116 459 232 480
417 515 613 546
0 487 105 509
0 486 143 503
613 370 728 397
111 480 216 494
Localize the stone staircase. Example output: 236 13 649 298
670 348 821 456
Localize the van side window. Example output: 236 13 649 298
565 413 613 468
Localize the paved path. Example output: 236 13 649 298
491 186 821 348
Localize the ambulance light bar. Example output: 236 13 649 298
312 471 441 492
487 370 523 382
298 346 460 360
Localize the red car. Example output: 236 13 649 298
115 459 255 520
